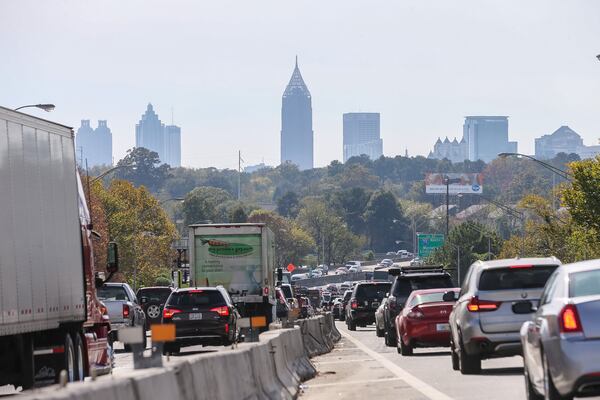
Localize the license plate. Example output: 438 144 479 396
436 323 450 332
189 313 203 320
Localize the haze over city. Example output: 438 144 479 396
1 0 599 169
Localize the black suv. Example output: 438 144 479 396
136 286 174 330
161 287 239 354
383 266 454 346
346 282 392 330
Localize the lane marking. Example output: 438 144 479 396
306 377 404 388
340 330 454 400
314 358 375 365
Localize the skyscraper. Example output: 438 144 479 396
135 103 181 167
343 112 383 162
75 119 112 167
463 116 517 162
281 57 313 170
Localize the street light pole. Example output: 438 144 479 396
497 152 572 180
15 104 55 112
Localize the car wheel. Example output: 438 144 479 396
384 326 396 347
399 335 413 356
450 341 460 371
340 313 345 321
348 318 356 331
459 337 481 375
543 351 571 400
376 325 384 337
524 364 543 400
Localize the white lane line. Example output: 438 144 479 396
314 358 375 365
306 377 404 388
340 330 454 400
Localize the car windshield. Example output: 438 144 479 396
355 283 391 301
137 288 171 303
478 266 558 290
413 291 458 305
569 269 600 298
98 286 129 301
167 290 225 307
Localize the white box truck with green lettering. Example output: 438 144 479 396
188 223 276 325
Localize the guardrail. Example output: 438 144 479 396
21 314 341 400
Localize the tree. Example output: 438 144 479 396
247 209 314 267
329 187 371 235
182 186 232 226
276 191 300 218
363 191 409 252
563 156 600 232
115 147 171 192
230 205 248 223
93 179 177 288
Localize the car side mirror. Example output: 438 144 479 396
443 291 457 302
107 242 119 273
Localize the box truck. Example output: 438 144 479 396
0 106 116 389
189 223 276 325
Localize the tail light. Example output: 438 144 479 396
210 306 230 317
351 299 358 309
263 287 269 296
100 304 108 315
225 323 229 334
559 304 582 333
407 306 424 319
163 307 182 319
467 296 501 312
122 304 130 318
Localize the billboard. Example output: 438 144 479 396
417 233 445 258
425 173 483 194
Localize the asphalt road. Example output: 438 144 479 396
301 321 529 400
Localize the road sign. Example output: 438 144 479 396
417 233 445 258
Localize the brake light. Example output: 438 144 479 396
163 307 182 319
351 299 358 309
263 287 269 296
559 304 582 333
122 304 130 318
210 306 230 317
189 290 203 293
467 296 501 312
509 265 533 269
225 323 229 334
407 307 424 319
100 304 108 315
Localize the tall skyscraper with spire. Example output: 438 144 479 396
281 57 313 170
135 103 181 167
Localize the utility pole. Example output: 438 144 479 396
446 178 450 238
237 150 243 200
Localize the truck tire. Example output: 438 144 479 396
19 335 35 390
73 333 86 381
63 334 76 382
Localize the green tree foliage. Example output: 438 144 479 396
276 191 300 218
328 187 372 235
115 147 171 192
182 186 232 225
363 191 409 252
229 205 248 223
247 209 314 267
429 222 502 284
563 157 600 232
93 180 177 288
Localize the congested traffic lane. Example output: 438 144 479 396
301 321 526 400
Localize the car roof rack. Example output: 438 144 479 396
388 265 446 276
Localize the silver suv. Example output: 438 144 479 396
449 257 560 374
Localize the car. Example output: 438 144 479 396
136 286 174 330
346 261 363 268
348 266 362 273
335 267 349 275
386 252 397 256
346 281 392 331
340 282 352 292
326 283 339 294
98 283 147 350
380 259 394 267
275 287 291 320
339 290 352 321
291 274 308 282
383 266 454 347
332 298 344 319
310 269 323 277
449 257 560 375
375 297 388 337
161 287 239 353
521 260 600 400
397 250 410 257
410 257 424 266
280 284 300 314
395 288 459 355
321 292 332 309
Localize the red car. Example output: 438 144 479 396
395 288 459 355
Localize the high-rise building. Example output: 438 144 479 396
535 125 600 160
164 124 181 167
281 57 313 170
75 119 112 167
135 103 181 167
463 116 517 162
342 113 383 162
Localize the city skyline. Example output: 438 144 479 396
2 1 599 169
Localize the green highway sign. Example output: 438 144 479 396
417 233 445 258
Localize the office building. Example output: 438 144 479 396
463 116 517 162
75 119 112 167
135 103 181 167
343 112 383 162
281 57 313 170
535 125 600 160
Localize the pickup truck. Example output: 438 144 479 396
98 283 147 350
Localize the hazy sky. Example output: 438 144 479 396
2 1 599 169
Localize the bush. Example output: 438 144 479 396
155 276 172 286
